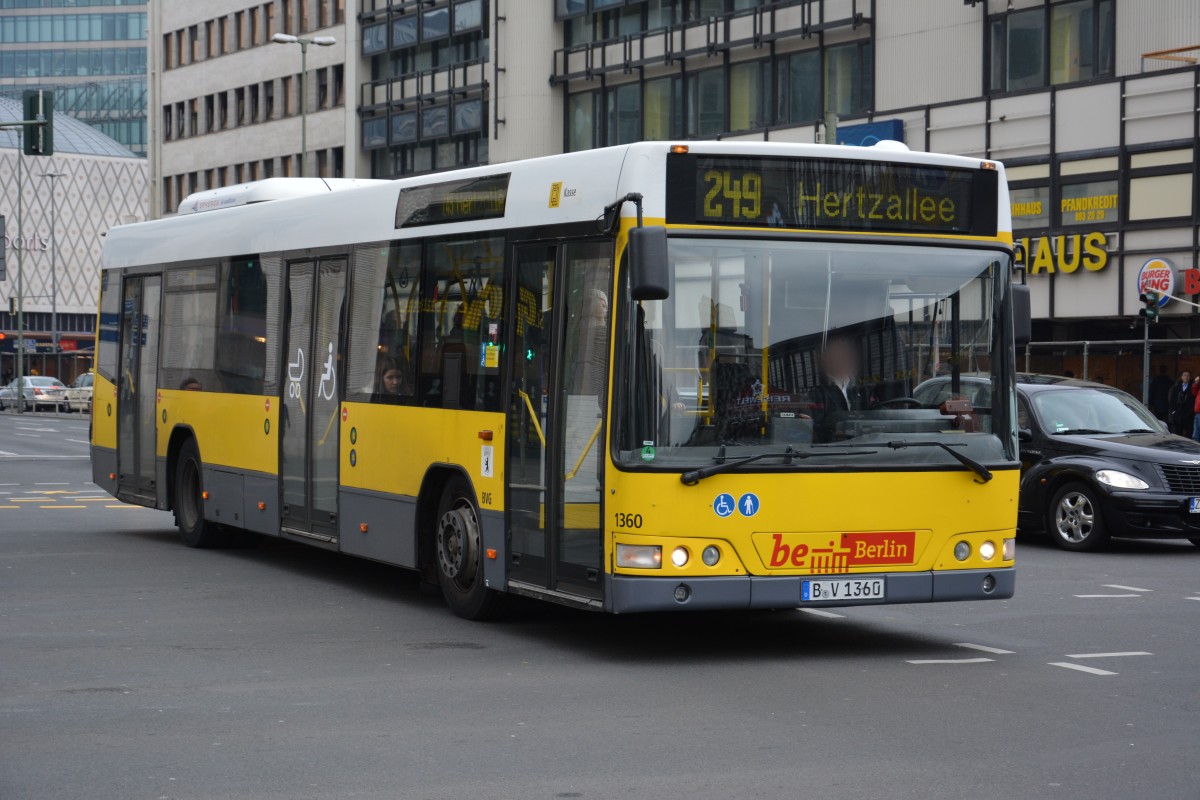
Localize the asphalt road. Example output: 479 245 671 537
2 409 1199 800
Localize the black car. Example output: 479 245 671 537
915 374 1200 551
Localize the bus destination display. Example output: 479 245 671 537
396 173 510 228
666 155 997 236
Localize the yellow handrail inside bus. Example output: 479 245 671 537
565 420 602 481
516 389 545 447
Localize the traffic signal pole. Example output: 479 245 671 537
1 91 54 414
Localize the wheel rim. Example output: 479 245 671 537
437 500 480 592
1054 491 1094 543
179 458 200 531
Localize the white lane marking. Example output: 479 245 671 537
0 451 16 456
11 433 38 438
906 658 994 665
1050 662 1117 676
66 439 91 445
1188 597 1200 602
798 608 845 619
1065 652 1152 659
1073 593 1141 598
955 642 1015 655
1103 584 1152 592
0 455 89 459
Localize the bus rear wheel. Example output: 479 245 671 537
174 438 230 548
435 476 503 620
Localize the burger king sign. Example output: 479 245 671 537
1138 258 1175 308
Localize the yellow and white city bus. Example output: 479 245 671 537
92 141 1027 619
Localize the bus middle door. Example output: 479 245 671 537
280 256 347 542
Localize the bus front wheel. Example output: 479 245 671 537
435 476 503 620
174 438 230 548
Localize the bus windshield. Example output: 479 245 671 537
614 238 1013 471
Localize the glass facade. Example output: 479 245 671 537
360 0 489 178
0 1 147 155
556 1 872 152
988 0 1114 93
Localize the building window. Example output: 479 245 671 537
824 40 872 116
729 60 770 132
1010 184 1051 231
1059 179 1118 227
606 83 640 145
643 76 679 140
687 68 725 137
364 22 387 55
1127 148 1194 222
317 69 329 108
332 64 344 106
264 80 275 119
235 11 245 50
567 90 599 151
989 0 1113 93
364 116 388 149
777 49 820 125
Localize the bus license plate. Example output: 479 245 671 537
802 578 885 602
1190 498 1200 514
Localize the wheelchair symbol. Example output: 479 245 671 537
317 342 336 401
713 493 735 518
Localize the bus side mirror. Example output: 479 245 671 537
628 226 669 301
1012 283 1031 346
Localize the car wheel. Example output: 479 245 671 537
1048 481 1111 552
434 475 504 620
173 438 231 548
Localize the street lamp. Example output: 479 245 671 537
40 171 66 393
271 32 337 178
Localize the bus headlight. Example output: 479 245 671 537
953 541 971 561
702 545 721 566
1095 469 1149 490
671 546 690 567
1003 538 1016 560
616 544 662 569
979 541 996 561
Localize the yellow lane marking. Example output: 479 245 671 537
76 498 113 502
10 499 43 503
0 505 18 509
43 505 87 509
105 504 143 509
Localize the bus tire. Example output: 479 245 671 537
173 438 231 549
435 475 503 620
1048 482 1109 552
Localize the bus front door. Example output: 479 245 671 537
116 274 161 505
280 257 347 541
507 242 611 602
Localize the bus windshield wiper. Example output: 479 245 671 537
835 441 993 484
874 439 994 483
679 446 875 486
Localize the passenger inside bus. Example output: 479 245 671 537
808 336 874 443
372 356 409 404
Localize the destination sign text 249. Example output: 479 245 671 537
666 155 998 237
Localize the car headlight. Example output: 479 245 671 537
1095 469 1149 490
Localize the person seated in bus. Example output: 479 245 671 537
371 356 409 404
180 376 202 392
808 336 872 443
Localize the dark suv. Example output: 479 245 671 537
915 374 1200 551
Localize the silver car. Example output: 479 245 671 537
0 376 68 411
65 371 94 412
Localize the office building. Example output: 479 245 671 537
147 0 359 217
0 0 149 156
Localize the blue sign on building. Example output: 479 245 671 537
836 119 905 147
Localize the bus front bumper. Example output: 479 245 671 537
609 567 1015 614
